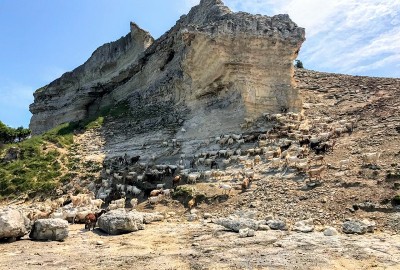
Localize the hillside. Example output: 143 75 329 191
1 68 400 270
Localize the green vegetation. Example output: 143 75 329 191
0 136 62 197
0 101 132 200
0 121 31 144
295 59 304 69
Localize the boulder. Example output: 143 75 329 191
29 218 69 241
267 219 287 230
323 226 338 236
98 209 144 235
293 219 314 233
214 217 259 232
0 208 31 241
98 209 163 235
342 219 375 234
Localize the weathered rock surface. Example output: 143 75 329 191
293 219 314 233
267 219 287 230
29 218 69 241
0 208 31 241
214 217 260 232
29 0 304 135
342 219 376 234
97 209 163 235
323 226 338 236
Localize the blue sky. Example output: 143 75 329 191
1 0 399 128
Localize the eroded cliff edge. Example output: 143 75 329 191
29 0 305 135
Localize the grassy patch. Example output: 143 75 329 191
0 101 131 200
0 124 73 198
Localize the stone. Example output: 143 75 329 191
29 218 69 241
30 0 305 135
203 213 213 219
293 219 314 233
323 227 338 236
142 212 164 224
187 214 198 222
98 210 164 235
0 208 31 241
247 229 255 237
238 228 255 238
267 220 287 230
342 219 375 234
98 209 154 235
214 217 259 232
258 224 270 231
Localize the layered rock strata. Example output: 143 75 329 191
30 0 305 135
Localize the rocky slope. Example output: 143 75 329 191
29 0 305 135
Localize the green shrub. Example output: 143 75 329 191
295 60 304 69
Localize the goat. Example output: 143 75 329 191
85 209 106 231
314 155 326 165
361 152 381 166
130 198 138 208
90 199 104 209
270 158 281 169
307 165 326 181
187 173 200 184
148 194 163 205
219 184 232 195
286 154 299 167
188 198 196 209
150 189 163 197
241 178 251 191
172 175 181 187
339 158 351 170
162 189 172 197
253 155 261 165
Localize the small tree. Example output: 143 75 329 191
295 60 304 69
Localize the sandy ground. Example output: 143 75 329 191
1 220 400 270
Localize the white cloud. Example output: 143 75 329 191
219 0 400 77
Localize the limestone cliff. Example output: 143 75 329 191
29 0 305 135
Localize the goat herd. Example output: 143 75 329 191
22 111 382 231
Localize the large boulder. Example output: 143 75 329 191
342 219 376 234
29 218 69 241
214 217 260 232
98 209 163 235
0 208 31 241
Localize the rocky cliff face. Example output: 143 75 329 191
29 0 305 135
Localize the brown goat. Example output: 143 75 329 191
241 178 251 191
172 175 181 187
188 198 195 210
85 209 107 231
